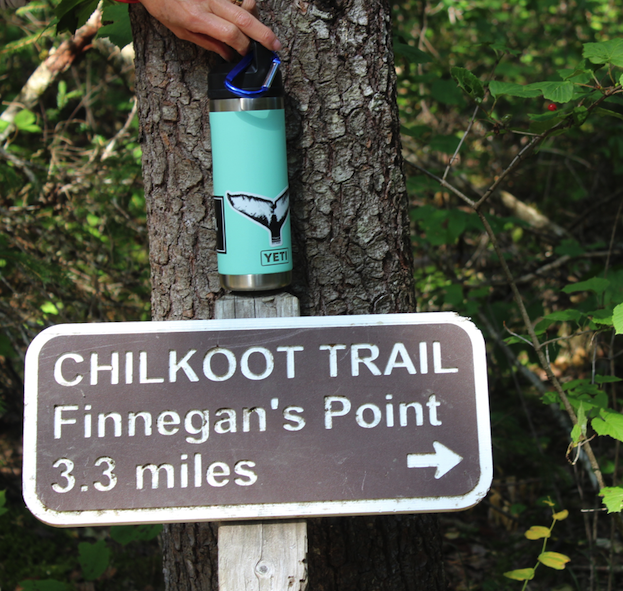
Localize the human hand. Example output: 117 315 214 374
138 0 282 60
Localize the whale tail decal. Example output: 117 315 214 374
227 188 289 245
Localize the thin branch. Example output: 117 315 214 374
474 135 542 210
0 9 102 145
503 322 534 347
442 54 504 182
540 329 600 349
408 161 477 208
482 251 621 287
604 196 623 279
101 98 138 161
475 210 610 496
443 104 480 181
477 198 623 534
471 86 621 212
0 145 38 185
538 146 593 169
499 190 570 238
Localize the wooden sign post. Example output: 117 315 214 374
215 292 308 591
23 294 492 590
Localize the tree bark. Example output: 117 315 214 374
269 0 417 317
130 0 444 588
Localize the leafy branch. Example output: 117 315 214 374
504 501 571 589
413 38 623 531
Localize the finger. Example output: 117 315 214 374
171 26 236 61
213 0 282 53
189 14 254 56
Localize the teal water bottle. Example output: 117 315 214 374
208 44 292 291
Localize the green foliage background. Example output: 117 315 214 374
0 2 154 589
1 0 623 590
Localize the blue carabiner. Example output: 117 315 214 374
224 51 281 98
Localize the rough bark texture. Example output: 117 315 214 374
161 522 219 590
130 0 444 588
130 10 221 324
269 0 417 317
307 514 443 591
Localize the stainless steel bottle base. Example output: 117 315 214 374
220 271 292 291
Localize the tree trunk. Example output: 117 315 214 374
130 0 445 588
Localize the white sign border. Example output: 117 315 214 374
23 312 493 527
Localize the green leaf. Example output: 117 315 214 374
557 65 592 83
431 79 465 106
78 539 110 581
563 378 598 393
571 422 582 443
542 391 560 405
538 551 571 570
54 0 86 25
484 41 520 57
503 335 530 345
451 67 485 101
535 81 574 103
587 309 613 326
553 509 569 521
528 110 565 134
503 568 535 581
56 0 99 34
571 402 587 443
57 80 67 109
489 81 541 99
97 3 134 49
594 375 622 384
573 105 589 126
40 302 59 315
562 277 610 295
543 309 583 323
592 409 623 442
583 39 623 67
393 40 432 64
600 486 623 513
613 303 623 334
13 109 41 133
535 309 583 334
489 80 574 103
525 525 551 540
555 239 585 257
561 379 609 415
594 107 623 122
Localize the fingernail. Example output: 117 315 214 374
273 38 282 52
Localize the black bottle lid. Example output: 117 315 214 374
208 42 283 100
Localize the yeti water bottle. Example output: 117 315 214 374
208 43 291 291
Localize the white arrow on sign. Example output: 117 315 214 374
407 442 463 479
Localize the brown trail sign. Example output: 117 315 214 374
23 312 492 527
